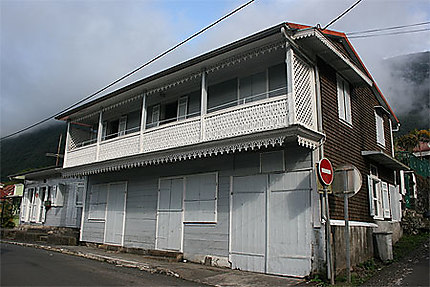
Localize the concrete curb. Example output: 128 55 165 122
1 240 184 281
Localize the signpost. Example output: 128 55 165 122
332 164 362 284
317 158 334 285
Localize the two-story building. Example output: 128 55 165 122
56 22 407 277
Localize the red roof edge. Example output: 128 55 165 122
285 22 399 124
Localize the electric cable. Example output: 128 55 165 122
322 0 363 30
1 0 256 141
347 21 430 35
348 27 430 39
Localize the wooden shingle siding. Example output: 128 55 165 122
318 59 394 222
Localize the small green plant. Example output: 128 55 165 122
393 232 429 261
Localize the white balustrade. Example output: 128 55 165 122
98 131 140 161
204 96 289 141
65 144 97 168
64 93 316 168
142 118 201 153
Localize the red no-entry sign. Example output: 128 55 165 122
318 158 334 186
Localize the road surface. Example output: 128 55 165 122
1 243 204 286
362 239 429 286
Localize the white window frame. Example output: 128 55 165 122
101 121 107 140
337 74 352 125
368 175 383 220
118 115 127 136
381 181 391 219
151 104 160 127
375 111 385 147
177 97 188 121
50 184 65 207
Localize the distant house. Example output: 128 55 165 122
13 167 85 228
413 141 430 160
55 22 408 277
0 184 23 227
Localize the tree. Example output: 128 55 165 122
396 129 430 152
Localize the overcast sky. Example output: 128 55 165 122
1 0 429 138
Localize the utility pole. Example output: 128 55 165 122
45 134 64 166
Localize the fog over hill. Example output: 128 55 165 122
382 51 429 135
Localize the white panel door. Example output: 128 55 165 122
268 171 312 276
156 178 184 251
104 182 127 245
231 174 267 273
66 185 77 227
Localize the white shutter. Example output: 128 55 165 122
54 184 65 207
399 170 406 195
41 187 48 223
367 175 375 217
152 105 160 126
411 173 417 198
102 121 107 140
50 185 57 204
118 115 127 136
389 184 400 221
177 97 188 120
344 83 352 124
337 77 346 121
20 189 28 221
376 113 385 146
382 182 391 218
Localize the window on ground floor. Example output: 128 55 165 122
184 173 218 223
88 184 108 220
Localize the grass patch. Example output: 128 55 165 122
392 232 429 261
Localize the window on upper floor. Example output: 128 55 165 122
336 74 352 125
375 111 385 147
207 63 287 113
101 110 141 141
146 95 192 129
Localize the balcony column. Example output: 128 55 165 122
63 120 71 167
200 70 208 141
96 110 103 161
285 43 296 125
139 92 147 153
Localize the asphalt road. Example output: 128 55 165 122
362 239 430 286
1 243 204 286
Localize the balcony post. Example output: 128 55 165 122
63 120 71 167
200 71 207 141
285 43 296 125
96 110 103 161
140 92 147 153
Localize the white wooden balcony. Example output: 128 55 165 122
63 43 321 170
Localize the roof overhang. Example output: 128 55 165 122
62 125 325 177
291 28 372 86
361 151 410 170
9 166 62 180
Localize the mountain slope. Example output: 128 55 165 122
0 122 66 181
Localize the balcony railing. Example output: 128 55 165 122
64 52 317 169
64 92 309 168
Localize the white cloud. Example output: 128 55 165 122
1 0 429 137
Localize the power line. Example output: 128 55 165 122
347 21 430 35
348 27 430 39
1 0 256 141
322 0 363 30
